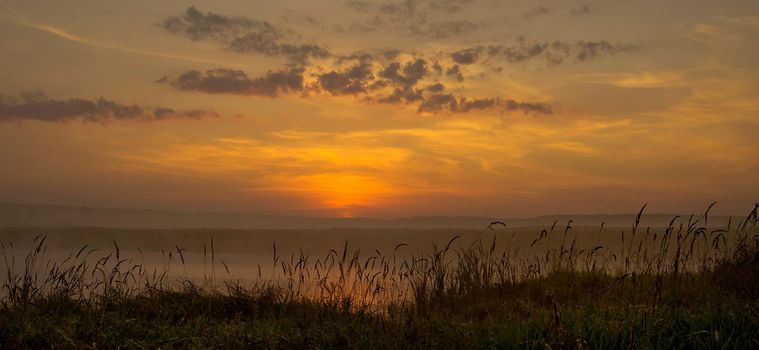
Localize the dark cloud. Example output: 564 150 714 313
163 6 628 69
417 93 457 112
454 39 636 66
347 0 472 17
345 0 373 12
379 58 428 88
432 62 444 75
369 76 445 104
425 0 474 14
162 7 330 64
164 61 551 116
523 6 550 20
425 83 445 93
152 5 635 118
333 51 375 64
571 5 592 16
340 0 482 39
408 20 481 39
451 49 478 64
417 94 553 114
446 65 464 82
167 68 305 97
501 100 554 114
376 87 424 104
382 50 402 60
0 92 216 123
315 61 374 95
228 34 330 63
496 41 566 65
341 19 482 40
574 40 629 61
280 11 325 28
162 6 278 42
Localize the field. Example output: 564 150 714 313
1 203 758 349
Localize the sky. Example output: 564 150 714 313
0 0 757 218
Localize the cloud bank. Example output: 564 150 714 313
168 68 305 97
451 39 636 66
155 7 639 116
161 7 330 64
161 58 553 115
0 92 217 123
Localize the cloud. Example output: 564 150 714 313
158 6 634 117
0 92 217 123
161 7 632 68
453 39 636 66
451 49 478 64
416 93 457 112
162 7 330 63
163 59 552 116
445 64 464 81
376 87 424 104
408 20 481 39
346 0 473 17
161 6 276 41
523 6 550 20
228 35 330 63
378 58 428 88
570 5 592 16
158 7 625 117
166 68 305 96
417 94 553 114
315 61 375 95
340 0 482 39
345 0 373 12
574 40 634 61
426 83 445 93
339 19 481 40
425 0 474 14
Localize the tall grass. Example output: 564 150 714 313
1 202 758 348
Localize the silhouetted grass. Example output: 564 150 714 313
1 202 758 349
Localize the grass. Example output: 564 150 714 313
1 202 758 349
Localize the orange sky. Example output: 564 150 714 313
0 1 757 217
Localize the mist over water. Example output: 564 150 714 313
0 203 736 229
1 202 751 307
1 222 740 288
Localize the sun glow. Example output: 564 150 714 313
290 173 395 210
